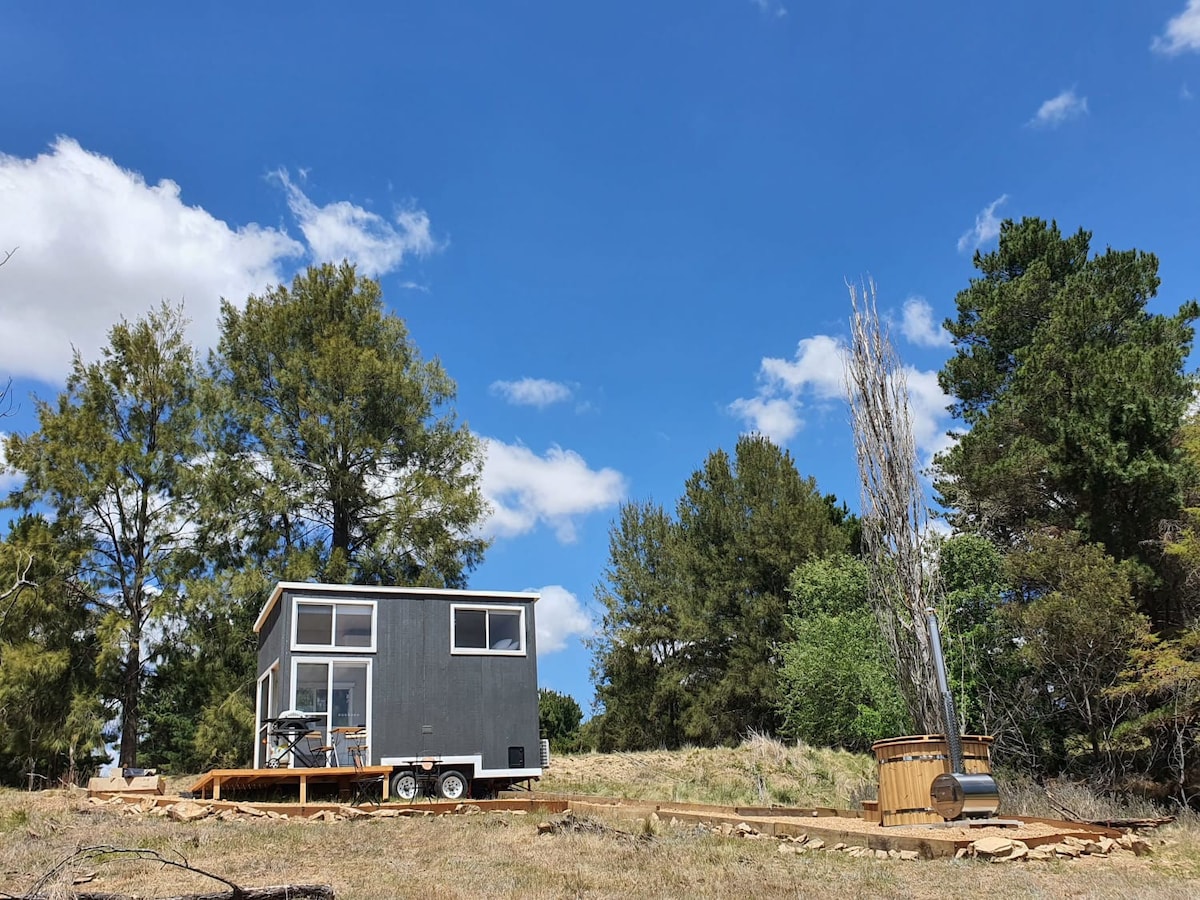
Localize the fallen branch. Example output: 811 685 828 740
10 888 332 900
3 845 333 900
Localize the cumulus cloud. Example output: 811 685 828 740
900 297 951 348
726 396 803 444
728 335 846 443
1028 88 1089 127
0 138 303 383
273 169 439 278
750 0 788 18
729 332 953 462
533 584 593 654
1154 1 1200 55
0 139 440 385
957 195 1008 254
479 439 627 543
490 378 573 409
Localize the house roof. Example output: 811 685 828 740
253 581 541 634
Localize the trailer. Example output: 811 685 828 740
253 581 546 801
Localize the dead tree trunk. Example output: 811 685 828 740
845 279 942 732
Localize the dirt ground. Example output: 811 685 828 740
2 788 1199 900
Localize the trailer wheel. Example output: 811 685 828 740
437 769 469 800
391 769 419 801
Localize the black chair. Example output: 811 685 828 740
347 728 383 807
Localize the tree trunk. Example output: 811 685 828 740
119 638 141 768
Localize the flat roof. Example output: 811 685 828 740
253 581 540 633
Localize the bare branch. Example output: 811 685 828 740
845 278 942 731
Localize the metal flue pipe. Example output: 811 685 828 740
925 607 964 774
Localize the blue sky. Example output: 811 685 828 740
2 1 1199 712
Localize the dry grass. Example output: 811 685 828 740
540 733 878 809
3 739 1200 899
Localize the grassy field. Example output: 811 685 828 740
2 738 1199 899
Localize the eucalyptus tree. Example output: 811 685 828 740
4 303 204 767
207 261 487 586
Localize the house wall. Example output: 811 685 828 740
259 585 540 775
371 594 540 773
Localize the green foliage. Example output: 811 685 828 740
0 517 106 784
937 218 1198 618
208 261 487 587
538 688 584 754
777 555 909 750
591 436 853 750
1006 532 1151 767
1111 627 1200 803
590 500 688 751
3 303 203 767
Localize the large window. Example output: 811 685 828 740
451 605 526 655
292 599 376 651
291 658 371 757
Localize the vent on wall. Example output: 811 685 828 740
539 738 550 768
508 745 525 768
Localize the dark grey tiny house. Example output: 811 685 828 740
253 582 544 800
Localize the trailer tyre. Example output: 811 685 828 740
437 769 469 801
391 769 419 802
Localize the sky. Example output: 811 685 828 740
2 1 1200 713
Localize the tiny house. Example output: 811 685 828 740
253 581 544 800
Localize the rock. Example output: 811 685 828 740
340 806 371 819
719 823 734 836
536 821 555 834
167 801 212 823
734 821 754 835
1004 841 1029 862
887 849 901 859
1127 837 1153 857
235 803 266 817
954 848 969 860
832 842 847 851
971 837 1014 858
215 809 240 822
804 839 825 851
1063 836 1088 849
1027 848 1053 861
874 849 888 860
898 850 919 861
1053 843 1081 858
1098 837 1118 855
1082 840 1104 855
778 843 800 854
649 812 661 827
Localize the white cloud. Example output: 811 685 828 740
0 139 441 386
759 335 848 400
532 584 593 655
730 332 953 462
0 138 303 383
900 297 951 348
1028 88 1089 127
479 439 627 543
273 169 439 278
751 0 788 18
490 378 573 409
957 195 1008 254
726 396 803 444
1154 1 1200 55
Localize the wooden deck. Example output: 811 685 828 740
189 766 393 804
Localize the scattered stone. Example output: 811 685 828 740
1098 837 1117 855
898 850 919 861
1053 843 1081 858
1003 841 1029 862
887 849 901 859
1027 848 1053 861
777 843 800 854
719 823 734 836
167 801 212 823
874 849 889 860
235 803 266 817
954 848 969 860
832 842 847 851
734 821 754 835
971 837 1014 858
804 839 824 851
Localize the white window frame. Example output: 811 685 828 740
253 659 280 769
291 598 377 653
288 656 373 762
450 603 527 656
